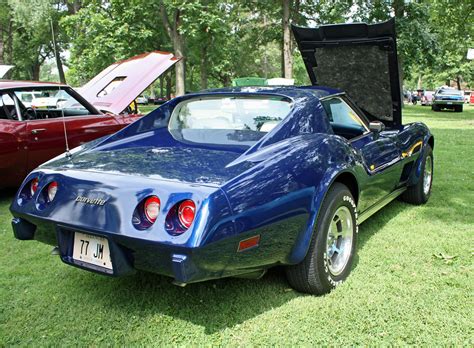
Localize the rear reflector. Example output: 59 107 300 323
30 178 39 196
237 235 260 252
47 181 58 202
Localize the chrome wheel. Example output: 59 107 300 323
326 206 354 276
423 156 433 195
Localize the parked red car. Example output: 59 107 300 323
0 51 177 188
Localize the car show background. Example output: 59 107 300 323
0 0 473 346
0 1 472 96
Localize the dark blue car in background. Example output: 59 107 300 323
10 19 434 295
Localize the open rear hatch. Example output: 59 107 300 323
292 18 402 127
78 51 179 114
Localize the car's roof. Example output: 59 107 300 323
199 85 342 100
0 80 67 90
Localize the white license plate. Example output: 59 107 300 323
73 232 113 270
447 102 452 105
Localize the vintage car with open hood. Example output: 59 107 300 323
0 51 178 188
10 19 434 295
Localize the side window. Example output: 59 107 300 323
13 88 93 120
322 98 367 140
0 93 19 120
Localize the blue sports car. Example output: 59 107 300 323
10 19 434 295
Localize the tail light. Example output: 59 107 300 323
47 181 58 202
178 200 196 229
144 196 161 223
30 178 39 196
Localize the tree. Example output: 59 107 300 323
160 0 186 96
282 0 292 78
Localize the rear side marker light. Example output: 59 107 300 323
47 181 58 202
144 196 161 223
238 235 261 252
178 200 196 229
30 178 39 196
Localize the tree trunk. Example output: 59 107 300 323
282 0 292 79
200 46 208 90
51 22 66 84
417 74 422 89
160 3 186 96
166 74 171 99
263 15 268 78
0 22 4 65
174 31 186 96
456 76 461 90
392 0 405 18
32 63 41 81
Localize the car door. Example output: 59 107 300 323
25 114 123 172
321 96 403 211
0 92 29 187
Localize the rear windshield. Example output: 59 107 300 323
169 96 291 146
437 89 462 96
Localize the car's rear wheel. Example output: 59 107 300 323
402 145 433 205
455 105 463 112
431 104 439 111
285 183 357 295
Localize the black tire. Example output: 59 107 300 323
285 183 358 295
455 105 463 112
431 104 439 112
402 145 433 205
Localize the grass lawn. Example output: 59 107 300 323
0 105 472 345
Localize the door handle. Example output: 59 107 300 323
31 128 46 135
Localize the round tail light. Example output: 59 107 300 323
47 181 58 202
178 200 196 229
30 178 39 196
144 196 161 223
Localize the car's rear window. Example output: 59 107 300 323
169 96 291 146
437 89 462 96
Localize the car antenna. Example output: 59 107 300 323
50 19 71 159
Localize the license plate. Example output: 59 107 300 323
73 232 113 270
447 102 452 105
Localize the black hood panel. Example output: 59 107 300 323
292 19 402 126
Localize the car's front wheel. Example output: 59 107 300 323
285 183 357 295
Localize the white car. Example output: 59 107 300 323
136 95 148 104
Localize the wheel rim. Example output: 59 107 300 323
326 206 354 276
423 156 433 195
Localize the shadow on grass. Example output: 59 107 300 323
69 266 302 334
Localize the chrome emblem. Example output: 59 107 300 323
75 195 107 206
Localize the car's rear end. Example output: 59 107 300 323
432 88 464 112
10 166 240 284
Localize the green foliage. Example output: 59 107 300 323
62 0 168 86
1 0 472 91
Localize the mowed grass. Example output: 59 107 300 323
0 105 473 345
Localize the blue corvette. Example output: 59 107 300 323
10 19 434 295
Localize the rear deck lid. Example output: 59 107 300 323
78 51 178 114
292 18 402 126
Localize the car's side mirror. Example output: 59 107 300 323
369 121 385 133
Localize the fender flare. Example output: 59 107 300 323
408 133 434 186
287 167 359 264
